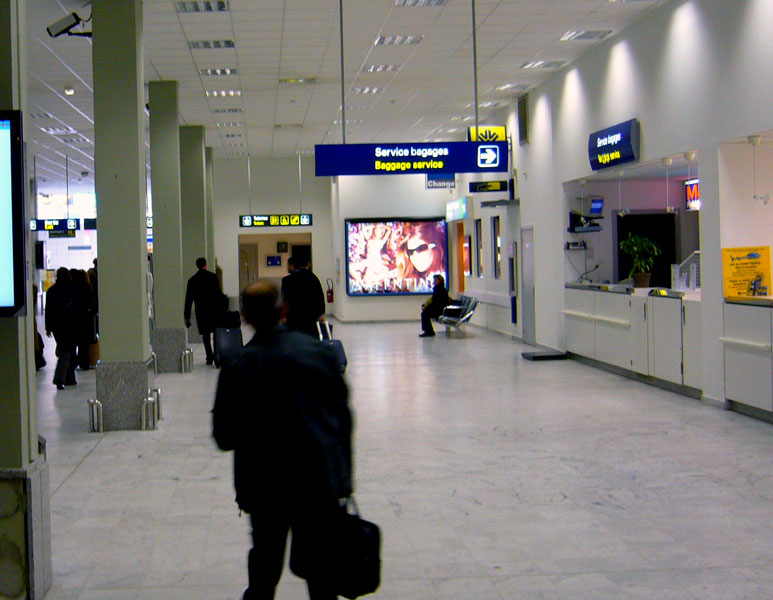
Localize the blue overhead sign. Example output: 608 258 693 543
315 141 508 176
588 119 640 171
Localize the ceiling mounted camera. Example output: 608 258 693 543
46 12 91 38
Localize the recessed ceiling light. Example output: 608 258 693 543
495 83 528 92
363 65 401 73
64 86 75 96
333 119 362 125
279 77 316 85
462 116 474 122
40 125 76 135
206 89 242 97
225 143 247 147
175 1 229 12
200 67 238 76
224 133 242 138
351 86 383 94
468 101 500 108
520 60 566 70
374 35 423 46
216 121 245 127
189 40 234 49
447 128 458 133
560 30 613 41
29 112 52 120
212 107 243 114
395 0 448 5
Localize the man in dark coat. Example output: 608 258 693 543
212 281 352 600
419 274 451 337
45 267 77 389
281 257 325 337
184 257 223 364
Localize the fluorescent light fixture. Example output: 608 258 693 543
176 1 229 12
224 133 242 138
225 143 247 147
520 59 566 70
374 34 423 45
560 30 612 41
212 107 243 114
351 86 383 94
189 40 235 49
363 64 401 73
40 126 76 135
29 112 52 120
495 83 527 92
395 0 448 5
206 89 242 97
333 119 362 125
200 67 237 76
216 122 246 127
279 77 316 85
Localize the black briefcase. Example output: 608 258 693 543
290 498 381 599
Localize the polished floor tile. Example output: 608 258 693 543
37 320 773 599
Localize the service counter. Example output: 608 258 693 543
563 283 702 392
722 297 773 414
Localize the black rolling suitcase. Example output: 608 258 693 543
214 326 243 368
317 321 347 374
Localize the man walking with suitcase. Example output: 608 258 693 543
212 281 352 600
281 257 325 337
184 257 223 365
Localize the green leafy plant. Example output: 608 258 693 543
619 233 661 277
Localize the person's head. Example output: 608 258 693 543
92 258 98 268
433 274 445 288
398 222 446 278
241 281 283 331
196 257 207 270
55 267 71 284
287 256 297 273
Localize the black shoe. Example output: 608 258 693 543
419 332 435 337
205 358 214 365
56 384 65 390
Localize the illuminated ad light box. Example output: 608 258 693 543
685 178 700 211
467 126 506 142
446 197 468 222
588 119 640 171
345 218 448 296
239 214 312 227
0 111 27 317
315 141 508 176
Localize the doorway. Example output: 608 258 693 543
238 232 312 292
521 227 536 345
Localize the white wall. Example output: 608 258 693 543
332 173 453 322
507 0 773 404
212 156 332 300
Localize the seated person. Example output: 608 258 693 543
419 274 451 337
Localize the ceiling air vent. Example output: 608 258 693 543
175 1 229 13
520 60 566 70
374 35 423 46
395 0 448 6
189 40 234 49
560 30 613 41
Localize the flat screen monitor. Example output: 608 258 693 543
0 111 26 317
345 217 448 296
589 197 604 214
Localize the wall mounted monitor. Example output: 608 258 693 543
345 218 448 296
589 197 604 214
0 111 27 317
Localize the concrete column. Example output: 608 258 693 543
149 81 186 372
205 146 215 269
0 2 52 597
180 126 207 337
93 0 153 429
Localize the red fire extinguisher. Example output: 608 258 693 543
326 278 334 303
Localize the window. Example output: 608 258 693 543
492 216 501 279
475 218 483 277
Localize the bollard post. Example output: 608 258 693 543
141 396 157 431
152 387 162 420
150 351 158 375
181 348 193 373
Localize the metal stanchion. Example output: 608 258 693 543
141 396 157 431
87 399 103 433
149 387 162 421
150 351 158 375
181 348 193 373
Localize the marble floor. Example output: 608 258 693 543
37 320 773 600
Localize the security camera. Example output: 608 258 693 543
46 12 91 38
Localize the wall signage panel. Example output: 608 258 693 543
588 119 640 171
239 214 313 228
426 172 456 189
315 141 508 176
469 180 509 193
467 126 507 142
722 246 771 297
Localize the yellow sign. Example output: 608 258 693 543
468 126 506 142
722 246 771 297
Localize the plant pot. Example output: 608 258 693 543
632 272 651 288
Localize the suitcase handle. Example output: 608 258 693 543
316 319 333 341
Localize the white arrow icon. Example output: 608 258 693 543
478 145 499 168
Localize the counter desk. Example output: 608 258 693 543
563 283 702 393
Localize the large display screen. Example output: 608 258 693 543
345 218 448 296
0 111 26 317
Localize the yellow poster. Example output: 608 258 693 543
722 246 771 297
468 126 506 142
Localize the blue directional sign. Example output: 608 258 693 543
29 218 80 232
315 141 508 176
588 119 640 171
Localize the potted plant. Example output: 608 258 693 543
619 233 661 287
